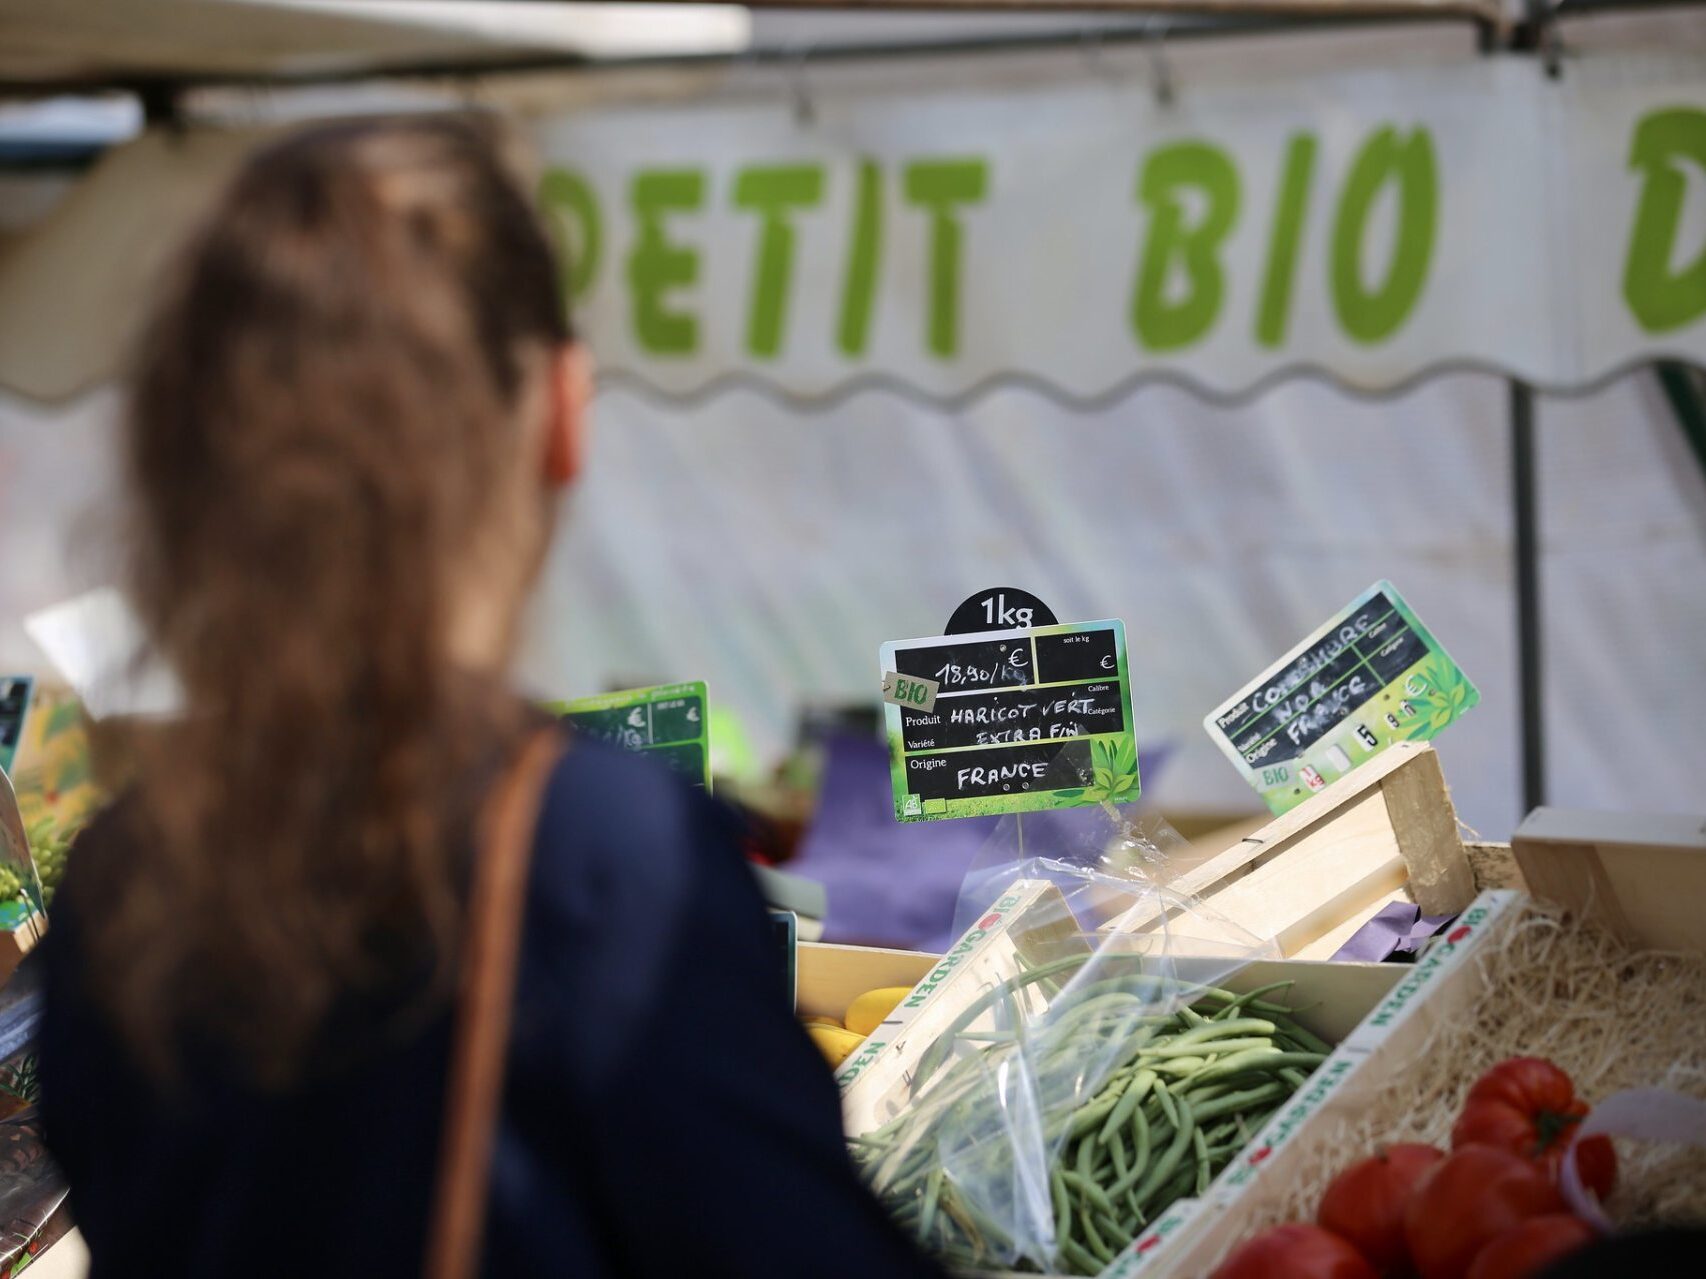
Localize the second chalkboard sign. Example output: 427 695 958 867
547 681 711 789
879 620 1138 822
1204 581 1478 814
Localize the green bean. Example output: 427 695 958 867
1051 1166 1074 1247
1131 1096 1195 1209
1189 1049 1324 1088
1189 1080 1290 1123
1062 1169 1117 1218
1153 1055 1208 1078
1080 1205 1114 1265
1152 1036 1278 1058
1192 1128 1211 1196
1208 981 1296 1019
1267 1014 1333 1055
1109 1126 1130 1179
1178 1004 1210 1028
909 954 1093 1092
1153 1017 1278 1048
1155 1159 1198 1209
1279 1066 1311 1088
1155 1080 1180 1129
1068 1091 1125 1139
920 1170 943 1239
1098 1205 1132 1253
1060 1235 1103 1276
1131 1103 1152 1178
1097 1068 1155 1144
1076 1130 1097 1184
1126 1189 1146 1228
1201 1117 1241 1146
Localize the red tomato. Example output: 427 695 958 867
1318 1144 1446 1276
1568 1134 1617 1202
1450 1058 1617 1200
1212 1223 1379 1279
1463 1215 1596 1279
1452 1059 1588 1163
1404 1146 1566 1279
1462 1059 1580 1115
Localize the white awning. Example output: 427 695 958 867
0 0 752 86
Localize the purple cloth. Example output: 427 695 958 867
1331 900 1456 962
788 734 1170 953
788 735 996 951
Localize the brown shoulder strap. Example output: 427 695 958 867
426 727 565 1279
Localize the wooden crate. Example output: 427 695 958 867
1513 807 1706 953
1113 742 1476 960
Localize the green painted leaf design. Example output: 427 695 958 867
1112 736 1138 776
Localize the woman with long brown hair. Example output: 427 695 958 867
38 117 942 1278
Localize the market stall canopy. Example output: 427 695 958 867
0 0 752 87
0 126 264 402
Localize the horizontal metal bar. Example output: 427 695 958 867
0 5 1496 99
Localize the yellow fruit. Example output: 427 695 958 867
807 1023 865 1068
844 987 912 1038
801 1014 844 1028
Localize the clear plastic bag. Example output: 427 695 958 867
848 806 1281 1275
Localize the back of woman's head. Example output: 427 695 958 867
101 116 570 1085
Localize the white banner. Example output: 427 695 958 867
533 53 1706 403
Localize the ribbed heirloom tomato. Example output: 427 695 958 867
1317 1144 1445 1276
1404 1146 1565 1279
1211 1223 1379 1279
1450 1058 1616 1199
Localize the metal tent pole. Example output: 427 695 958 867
1510 380 1545 816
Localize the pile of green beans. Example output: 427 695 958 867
850 960 1333 1276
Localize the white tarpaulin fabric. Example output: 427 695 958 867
534 52 1706 403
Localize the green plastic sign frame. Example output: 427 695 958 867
547 680 711 790
880 618 1138 823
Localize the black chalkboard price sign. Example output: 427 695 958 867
1204 580 1478 815
879 619 1138 823
0 676 31 777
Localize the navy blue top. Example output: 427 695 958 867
40 744 942 1278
